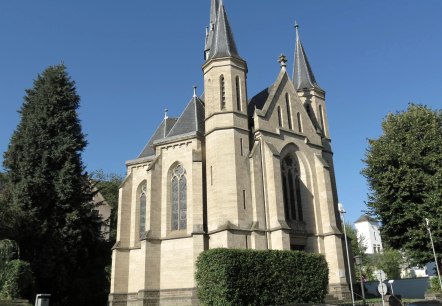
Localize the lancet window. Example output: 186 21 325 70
285 93 293 130
220 75 226 110
171 164 187 231
236 76 241 111
277 106 283 127
297 112 302 133
139 184 147 238
281 155 303 222
319 104 325 131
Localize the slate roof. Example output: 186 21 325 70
355 214 378 224
248 86 271 115
208 1 242 61
166 95 205 138
204 0 219 57
293 26 322 91
137 117 178 158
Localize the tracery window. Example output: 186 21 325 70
281 155 303 221
171 164 187 231
139 184 147 238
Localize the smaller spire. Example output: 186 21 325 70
193 85 197 98
164 108 169 120
208 0 242 61
292 21 322 91
278 54 287 69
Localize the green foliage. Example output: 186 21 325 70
0 240 18 264
2 64 110 306
0 260 34 300
362 104 442 266
195 248 329 306
428 276 442 293
345 222 367 258
91 170 123 243
0 174 25 239
369 249 403 280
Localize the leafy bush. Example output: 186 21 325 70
0 260 34 300
428 276 442 293
195 248 329 306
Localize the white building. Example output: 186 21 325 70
354 215 383 254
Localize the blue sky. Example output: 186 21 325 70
1 1 441 223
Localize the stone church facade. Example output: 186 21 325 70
110 1 350 305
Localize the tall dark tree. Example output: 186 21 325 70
91 170 123 243
362 104 442 267
2 64 109 305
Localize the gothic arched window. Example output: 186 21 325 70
171 164 187 231
139 184 147 238
220 75 226 110
281 155 303 222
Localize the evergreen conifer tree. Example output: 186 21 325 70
3 64 109 305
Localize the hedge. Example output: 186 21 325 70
0 260 34 300
195 248 329 306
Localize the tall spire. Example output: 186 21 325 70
292 22 321 91
204 0 219 60
207 0 242 61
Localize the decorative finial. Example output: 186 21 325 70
278 54 288 68
164 108 168 120
193 85 197 97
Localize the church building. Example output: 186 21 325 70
110 1 350 305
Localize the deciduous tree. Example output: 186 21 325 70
362 104 442 267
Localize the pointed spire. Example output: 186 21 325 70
193 85 197 98
204 0 219 60
292 22 321 91
208 0 242 61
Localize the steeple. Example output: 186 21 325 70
204 0 219 60
207 0 242 61
292 22 321 91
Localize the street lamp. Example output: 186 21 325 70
355 255 366 306
425 218 442 291
339 203 355 306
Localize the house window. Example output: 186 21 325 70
277 106 283 127
281 155 303 221
285 93 293 130
139 184 147 238
171 164 187 231
236 76 241 111
220 75 226 110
